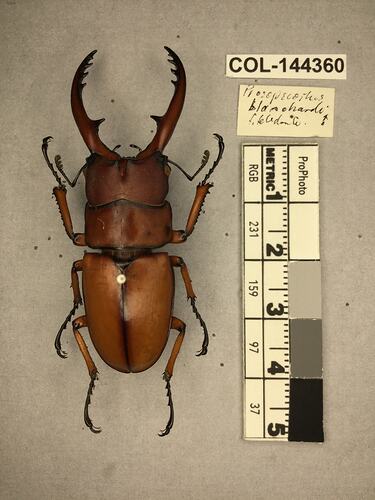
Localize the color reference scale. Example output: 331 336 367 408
242 144 323 442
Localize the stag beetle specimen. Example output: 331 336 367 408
42 47 224 436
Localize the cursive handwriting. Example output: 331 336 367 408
237 85 335 137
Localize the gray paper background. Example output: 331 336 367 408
1 0 374 499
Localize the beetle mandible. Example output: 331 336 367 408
42 47 224 436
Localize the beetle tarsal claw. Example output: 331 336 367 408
189 298 209 357
54 302 80 358
158 372 174 437
84 372 102 434
42 136 53 148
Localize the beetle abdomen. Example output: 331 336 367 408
82 252 174 373
85 201 172 249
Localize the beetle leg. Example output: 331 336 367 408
42 137 65 188
170 256 209 356
170 134 224 243
42 138 86 245
170 183 212 243
200 133 224 184
55 260 83 358
52 187 86 246
159 317 186 437
72 315 101 434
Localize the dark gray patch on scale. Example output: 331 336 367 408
290 319 322 378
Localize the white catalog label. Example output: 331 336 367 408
226 54 347 80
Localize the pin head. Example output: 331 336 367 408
117 274 126 284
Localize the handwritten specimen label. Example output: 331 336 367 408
237 85 335 137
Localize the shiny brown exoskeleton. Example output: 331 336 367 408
42 47 224 435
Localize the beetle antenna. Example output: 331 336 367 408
84 372 102 434
158 372 174 437
167 150 210 181
189 298 209 356
54 155 87 188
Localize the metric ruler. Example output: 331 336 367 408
242 144 323 442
